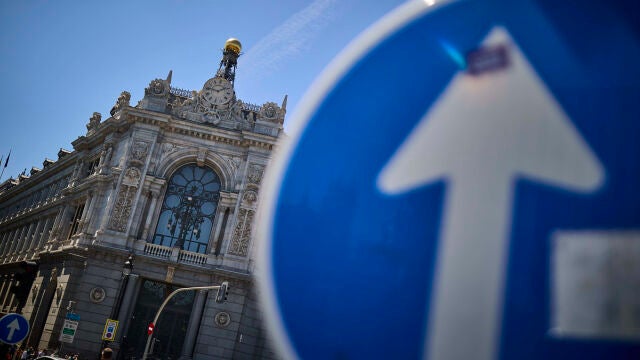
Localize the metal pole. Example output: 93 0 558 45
141 285 221 360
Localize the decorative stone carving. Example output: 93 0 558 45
110 91 131 116
122 167 141 187
165 266 175 283
161 142 181 155
215 312 231 327
220 155 241 178
228 208 254 257
243 190 257 204
108 185 136 232
145 79 168 97
90 287 106 303
171 77 249 129
50 267 58 281
196 148 207 167
99 143 114 174
259 101 285 123
130 141 149 162
86 112 101 135
247 164 264 185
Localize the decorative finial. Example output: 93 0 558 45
224 38 242 54
281 95 288 112
166 70 173 85
217 38 242 84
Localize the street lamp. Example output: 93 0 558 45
122 255 133 277
102 255 134 358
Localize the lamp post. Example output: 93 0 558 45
101 255 134 358
113 255 134 318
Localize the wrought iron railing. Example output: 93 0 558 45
242 102 261 112
170 86 192 98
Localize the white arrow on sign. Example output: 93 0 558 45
6 319 20 342
378 27 604 360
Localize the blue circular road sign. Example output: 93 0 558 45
259 0 640 359
0 313 29 345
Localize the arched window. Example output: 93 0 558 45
152 164 220 254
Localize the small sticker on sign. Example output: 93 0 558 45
466 44 509 75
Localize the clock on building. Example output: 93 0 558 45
202 77 234 105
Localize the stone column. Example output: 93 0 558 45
2 229 18 257
80 192 97 233
97 187 117 234
0 231 10 257
141 190 160 241
77 193 93 233
50 204 70 241
27 219 45 252
0 278 8 311
33 217 53 252
86 192 106 235
20 222 38 253
179 290 207 360
8 226 27 258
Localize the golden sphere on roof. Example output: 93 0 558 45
224 38 242 54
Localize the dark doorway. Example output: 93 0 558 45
123 279 194 360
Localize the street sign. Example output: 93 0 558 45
59 320 78 344
258 0 640 359
0 313 29 345
102 319 119 341
66 313 80 321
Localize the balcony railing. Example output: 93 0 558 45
143 242 172 259
143 242 208 266
178 250 207 265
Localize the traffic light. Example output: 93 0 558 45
147 322 155 335
215 281 229 303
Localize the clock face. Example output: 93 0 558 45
202 77 234 105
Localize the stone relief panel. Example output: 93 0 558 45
130 141 150 163
161 143 182 156
247 164 264 185
108 160 143 233
122 167 141 187
108 185 136 232
228 208 254 257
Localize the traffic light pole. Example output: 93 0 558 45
141 283 228 360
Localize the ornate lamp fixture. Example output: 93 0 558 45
166 185 208 249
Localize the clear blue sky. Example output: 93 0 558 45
0 0 406 181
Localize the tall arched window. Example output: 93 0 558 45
152 164 221 254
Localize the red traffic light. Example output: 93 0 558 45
147 322 155 335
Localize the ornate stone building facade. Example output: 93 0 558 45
0 39 282 359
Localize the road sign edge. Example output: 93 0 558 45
255 0 455 359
